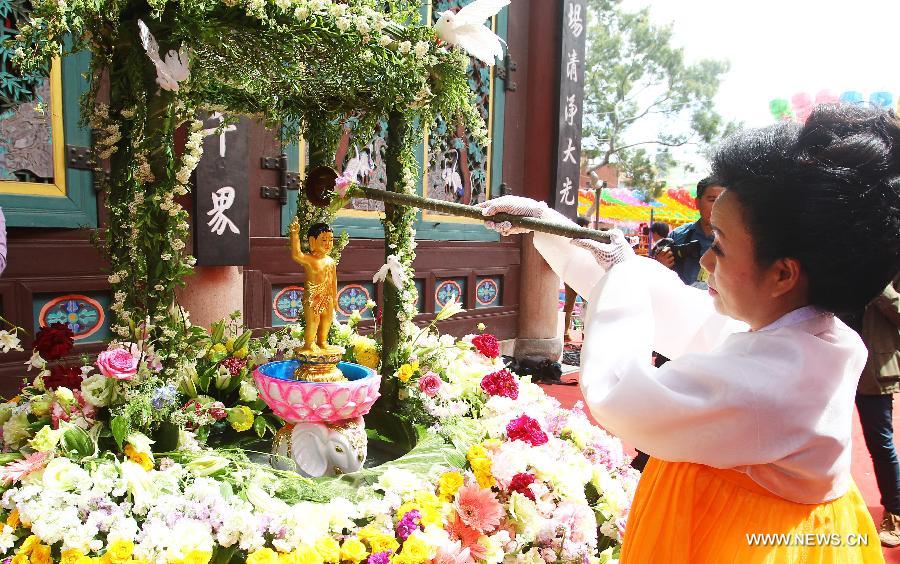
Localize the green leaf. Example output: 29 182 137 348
232 330 252 352
211 545 238 564
253 416 266 438
210 321 225 343
0 453 24 466
111 416 130 450
61 424 94 458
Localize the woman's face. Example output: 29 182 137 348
699 190 779 329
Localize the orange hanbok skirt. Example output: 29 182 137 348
620 458 884 563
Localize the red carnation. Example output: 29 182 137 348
506 415 548 446
480 369 519 400
471 334 500 358
220 357 247 377
43 364 84 391
508 472 537 500
32 323 75 361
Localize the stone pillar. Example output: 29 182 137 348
513 233 562 360
177 266 244 329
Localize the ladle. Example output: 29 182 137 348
303 166 612 243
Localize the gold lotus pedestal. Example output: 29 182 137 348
293 349 346 382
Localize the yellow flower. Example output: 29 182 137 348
364 534 398 556
246 548 279 564
352 337 380 369
233 347 248 359
294 545 324 564
10 554 29 564
61 549 86 564
395 363 417 383
397 535 429 564
106 539 134 563
227 405 255 432
466 444 488 463
470 457 495 489
18 535 40 555
182 551 212 564
438 471 464 501
29 545 51 564
6 508 20 528
124 445 153 471
313 537 340 563
482 439 502 451
225 339 235 353
339 539 368 563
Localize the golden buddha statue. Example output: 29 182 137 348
289 219 346 382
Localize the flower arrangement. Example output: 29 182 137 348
0 312 637 563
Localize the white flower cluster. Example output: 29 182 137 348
0 456 362 561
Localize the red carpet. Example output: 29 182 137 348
541 375 900 562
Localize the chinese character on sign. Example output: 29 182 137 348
208 186 240 235
564 94 578 126
562 138 577 164
202 112 238 158
566 49 579 82
560 177 575 205
567 3 584 37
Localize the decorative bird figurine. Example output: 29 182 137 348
138 20 191 92
433 0 510 66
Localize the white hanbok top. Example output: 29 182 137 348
533 232 867 504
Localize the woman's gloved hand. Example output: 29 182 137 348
570 229 635 270
477 195 575 235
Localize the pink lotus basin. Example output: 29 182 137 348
253 361 381 423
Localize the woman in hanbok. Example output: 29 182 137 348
479 105 900 563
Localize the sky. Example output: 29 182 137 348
614 0 900 184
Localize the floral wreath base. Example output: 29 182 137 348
0 314 638 564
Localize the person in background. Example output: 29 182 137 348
0 207 7 276
655 176 725 288
563 216 591 342
855 275 900 547
648 221 670 258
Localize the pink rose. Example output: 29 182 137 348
418 372 442 397
96 348 139 380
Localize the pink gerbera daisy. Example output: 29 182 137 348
454 483 503 533
0 451 50 485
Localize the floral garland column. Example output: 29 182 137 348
380 110 419 402
101 20 198 375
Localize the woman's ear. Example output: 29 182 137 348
769 256 805 299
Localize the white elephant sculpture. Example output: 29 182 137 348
271 417 367 477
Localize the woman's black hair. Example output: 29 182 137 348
307 223 333 239
712 104 900 313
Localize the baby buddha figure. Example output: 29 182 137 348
289 219 345 381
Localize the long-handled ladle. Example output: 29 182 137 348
302 166 612 243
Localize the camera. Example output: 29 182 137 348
654 238 702 260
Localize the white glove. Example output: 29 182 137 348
570 229 634 270
477 195 575 235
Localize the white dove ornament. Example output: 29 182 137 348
138 19 191 92
433 0 510 66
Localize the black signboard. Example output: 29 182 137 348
193 113 249 266
552 0 588 220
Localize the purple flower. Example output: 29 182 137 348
395 509 422 541
367 552 391 564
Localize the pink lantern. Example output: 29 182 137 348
814 90 839 105
791 92 814 123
